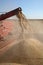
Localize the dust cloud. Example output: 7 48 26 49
0 12 43 65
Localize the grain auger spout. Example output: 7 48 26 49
0 7 22 21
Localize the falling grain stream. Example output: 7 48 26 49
0 12 43 65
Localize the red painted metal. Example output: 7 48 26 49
0 7 22 21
